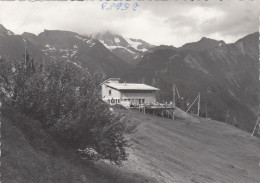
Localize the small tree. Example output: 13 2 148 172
1 58 137 165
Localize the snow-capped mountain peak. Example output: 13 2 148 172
125 38 153 52
93 32 155 65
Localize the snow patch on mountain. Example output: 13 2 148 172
86 40 95 47
71 50 78 57
125 38 148 52
44 44 57 51
115 38 120 44
75 35 96 47
133 55 140 60
108 45 135 54
98 39 134 54
125 38 140 49
75 35 88 42
42 44 79 60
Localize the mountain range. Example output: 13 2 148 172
0 24 259 133
124 32 259 132
0 25 132 77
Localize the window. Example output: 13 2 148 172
118 99 120 103
109 90 111 95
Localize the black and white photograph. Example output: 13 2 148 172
0 0 260 182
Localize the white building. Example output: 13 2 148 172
101 78 159 107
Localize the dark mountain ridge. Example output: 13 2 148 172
180 37 226 51
123 32 259 133
0 24 132 77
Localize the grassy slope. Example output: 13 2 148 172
119 110 260 183
2 109 260 183
1 110 155 183
1 111 105 183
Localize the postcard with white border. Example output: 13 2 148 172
0 0 259 183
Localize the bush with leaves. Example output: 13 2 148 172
0 57 137 165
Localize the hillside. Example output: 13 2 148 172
2 108 260 183
1 109 156 183
120 109 260 183
1 110 99 183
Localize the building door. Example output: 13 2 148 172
131 99 134 104
111 98 115 104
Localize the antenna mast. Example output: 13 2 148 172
186 93 200 115
24 39 27 68
205 103 208 118
197 93 200 116
172 83 176 120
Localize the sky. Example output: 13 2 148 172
0 0 259 47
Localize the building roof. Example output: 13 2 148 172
100 78 120 85
105 83 159 91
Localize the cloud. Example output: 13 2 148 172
201 9 258 36
0 1 258 47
